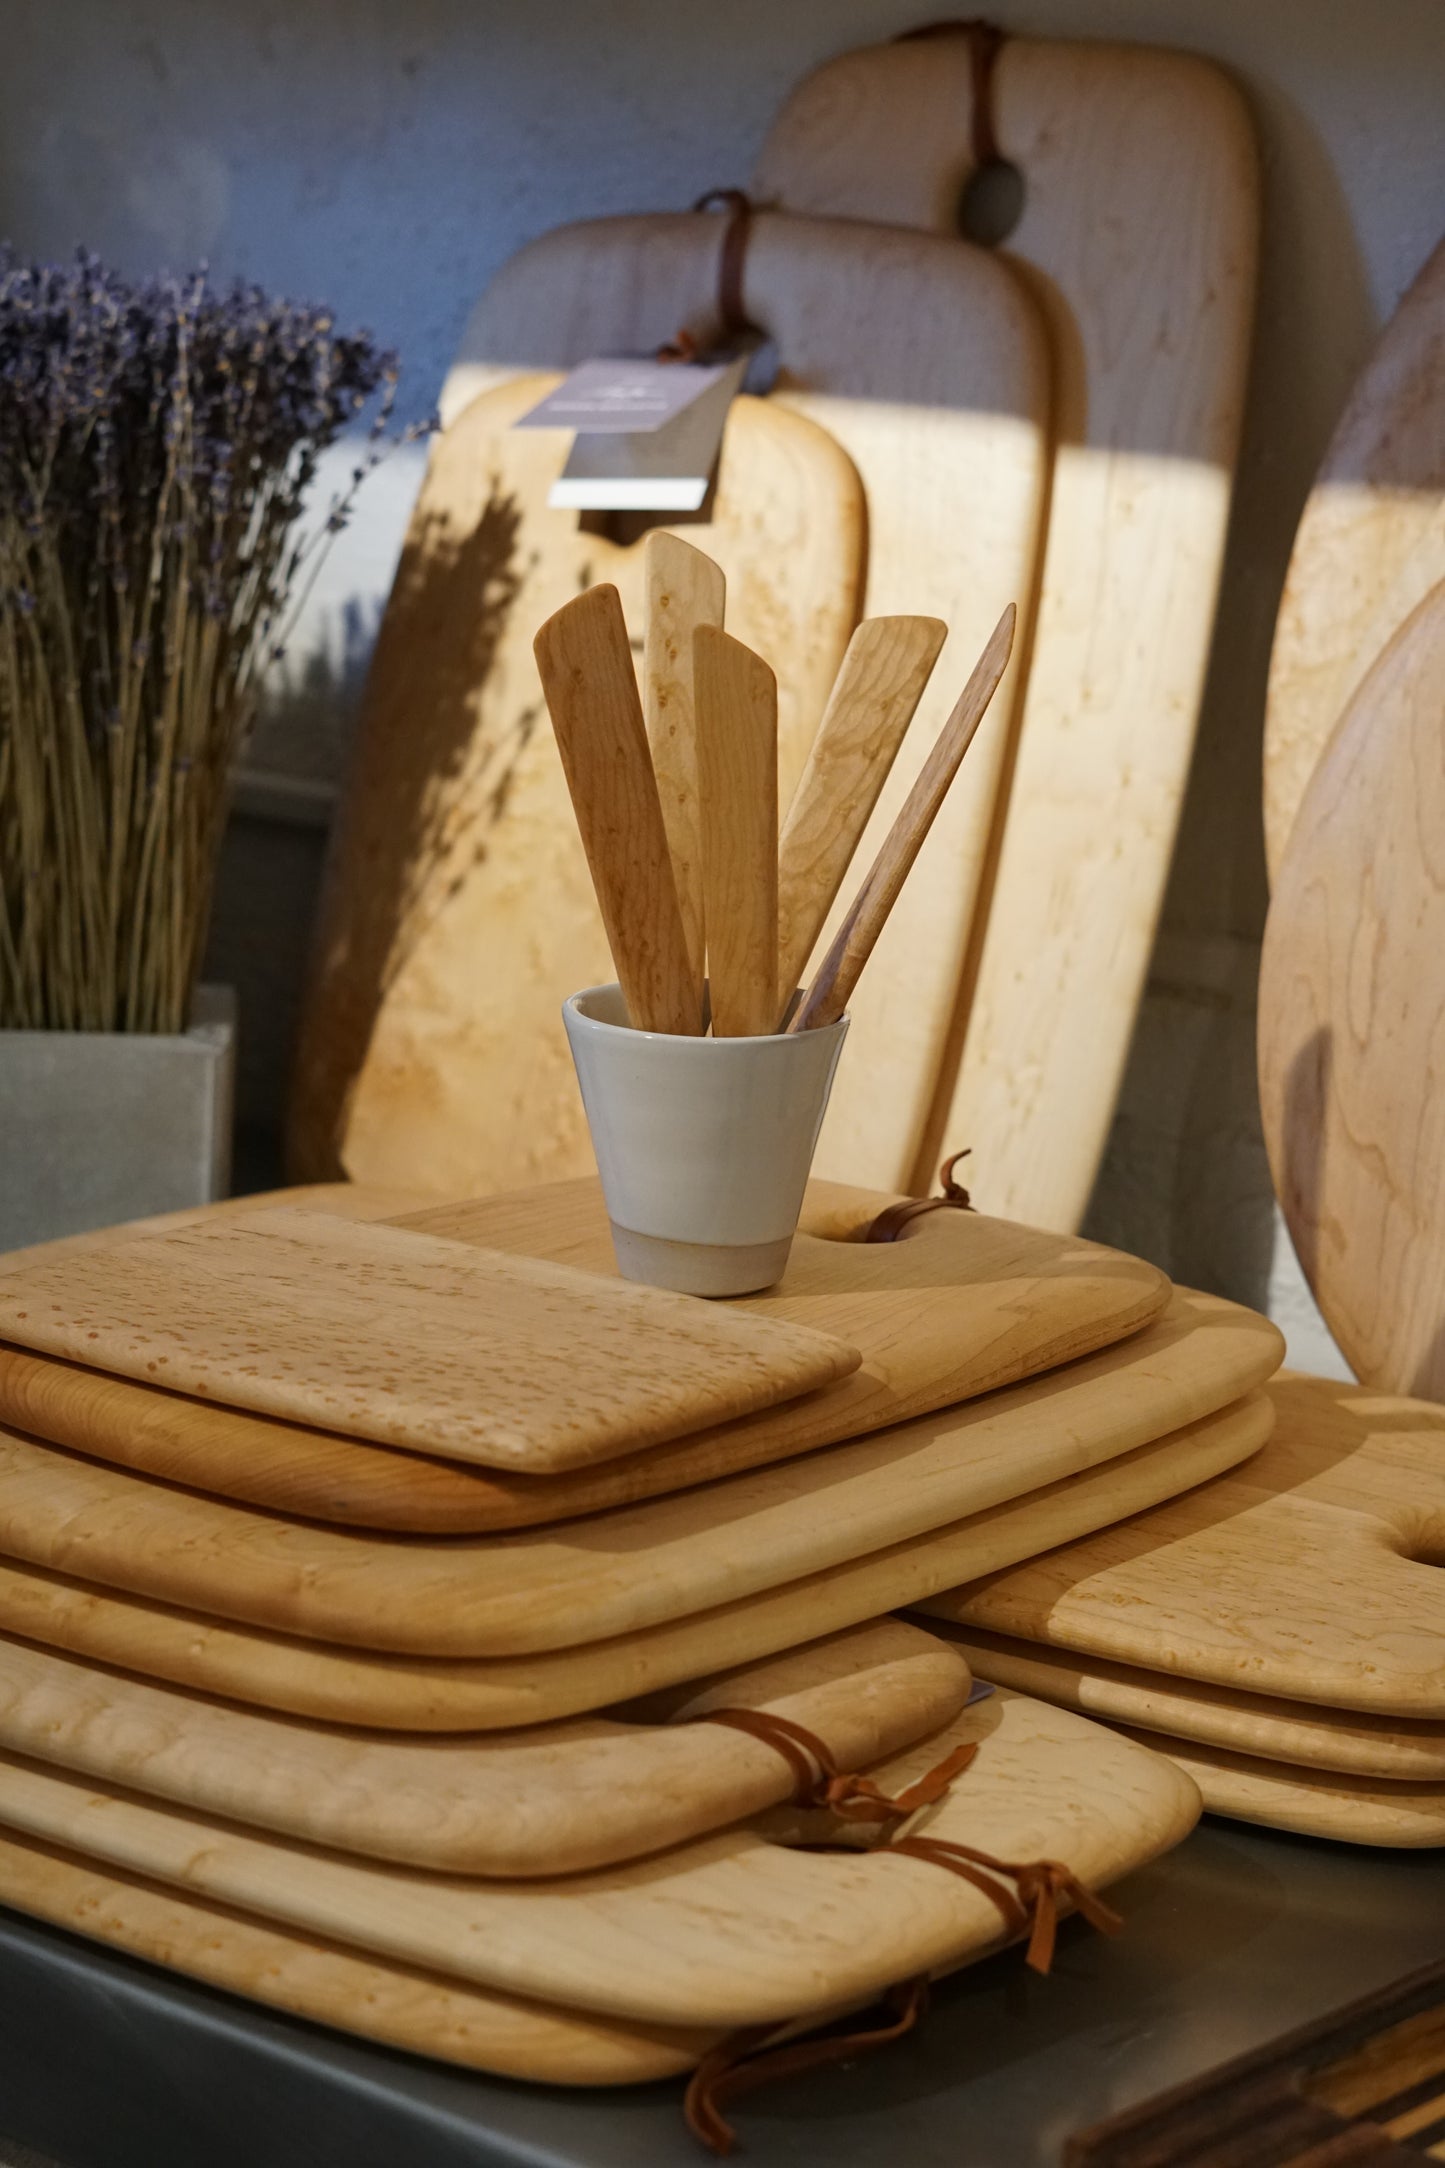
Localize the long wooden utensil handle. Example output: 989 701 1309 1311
775 614 947 1022
789 605 1016 1035
643 533 726 990
534 584 702 1034
694 625 779 1037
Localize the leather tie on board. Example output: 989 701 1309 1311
658 188 761 360
895 20 1008 167
890 1835 1125 1977
696 1705 978 1824
863 1148 974 1242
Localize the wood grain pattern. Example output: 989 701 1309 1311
643 532 726 988
1259 584 1445 1398
775 615 947 1017
0 1621 970 1876
0 1391 1269 1730
0 1299 1277 1659
0 1183 425 1272
533 583 700 1034
1124 1731 1445 1849
0 1204 857 1474
921 1370 1445 1719
754 35 1259 1222
289 379 861 1194
0 1176 1172 1532
791 607 1014 1032
440 209 1049 1190
0 1830 713 2085
1264 235 1445 877
693 626 778 1036
0 1691 1201 2028
942 1627 1445 1783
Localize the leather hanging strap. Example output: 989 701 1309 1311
890 1833 1124 1976
684 1975 930 2156
895 20 1007 166
696 1704 978 1824
863 1148 974 1242
658 188 761 361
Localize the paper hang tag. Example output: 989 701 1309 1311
515 339 775 514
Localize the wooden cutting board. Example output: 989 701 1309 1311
290 381 862 1195
0 1182 428 1272
1121 1732 1445 1850
1264 236 1445 877
432 207 1049 1194
0 1294 1278 1658
0 1829 713 2086
922 1370 1445 1719
0 1620 970 1877
940 1628 1445 1783
0 1176 1171 1531
0 1392 1270 1730
1258 584 1445 1400
0 1690 1200 2029
0 1206 858 1474
754 33 1259 1225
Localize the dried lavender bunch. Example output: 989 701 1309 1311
0 250 402 1032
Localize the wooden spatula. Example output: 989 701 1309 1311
694 626 779 1037
789 605 1016 1034
775 615 948 1021
643 533 726 989
533 585 701 1034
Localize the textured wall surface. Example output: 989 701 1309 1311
3 0 1442 1368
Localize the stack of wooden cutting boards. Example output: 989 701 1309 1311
0 1175 1285 2104
291 26 1260 1236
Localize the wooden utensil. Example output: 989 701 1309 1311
0 1692 1199 2029
439 209 1048 1190
755 32 1258 1221
921 1370 1445 1719
1258 583 1445 1398
791 606 1015 1033
0 1295 1275 1658
0 1620 969 1876
643 532 726 988
289 383 860 1195
0 1175 1172 1532
0 1390 1270 1730
0 1829 715 2086
0 1205 858 1473
775 614 947 1020
693 626 779 1035
533 583 701 1034
942 1627 1445 1783
1264 235 1445 876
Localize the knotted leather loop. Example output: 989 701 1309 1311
895 19 1007 166
658 188 761 361
889 1834 1124 1975
863 1148 973 1242
696 1705 978 1824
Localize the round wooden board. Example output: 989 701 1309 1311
1259 583 1445 1397
1264 234 1445 877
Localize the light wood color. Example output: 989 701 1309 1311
440 209 1050 1190
643 531 726 988
791 607 1015 1033
289 379 862 1195
755 34 1259 1222
0 1298 1277 1660
775 615 947 1018
0 1183 425 1272
0 1205 857 1475
941 1628 1445 1783
533 582 700 1034
0 1831 712 2085
0 1622 970 1877
693 626 778 1036
0 1392 1269 1730
1264 235 1445 877
0 1176 1171 1532
1258 584 1445 1400
1124 1732 1445 1850
922 1370 1445 1720
0 1690 1201 2028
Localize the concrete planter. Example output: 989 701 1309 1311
0 986 235 1253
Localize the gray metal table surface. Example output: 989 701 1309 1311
0 1821 1442 2168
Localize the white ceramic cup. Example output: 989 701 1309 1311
562 982 849 1296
